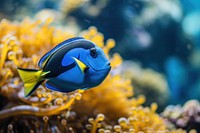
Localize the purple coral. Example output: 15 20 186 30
162 100 200 131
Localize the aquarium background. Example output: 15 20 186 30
0 0 200 132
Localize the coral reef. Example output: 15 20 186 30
162 100 200 132
0 18 191 133
115 61 169 108
86 103 167 133
0 19 81 131
61 0 89 15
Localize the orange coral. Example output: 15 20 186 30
0 19 79 120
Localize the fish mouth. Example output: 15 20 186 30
90 63 111 72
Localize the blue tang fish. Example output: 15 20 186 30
17 37 111 97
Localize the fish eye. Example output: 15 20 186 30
90 48 98 58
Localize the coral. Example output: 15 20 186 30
136 0 182 24
0 18 190 133
0 18 130 131
162 100 200 131
0 19 81 131
85 104 195 133
73 27 132 120
169 129 196 133
86 103 167 133
116 61 169 108
61 0 89 14
61 0 110 17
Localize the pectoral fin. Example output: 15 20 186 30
72 57 88 73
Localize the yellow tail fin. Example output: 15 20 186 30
17 68 49 97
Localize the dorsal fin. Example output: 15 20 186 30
38 37 85 68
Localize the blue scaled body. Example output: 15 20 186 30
17 37 111 97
